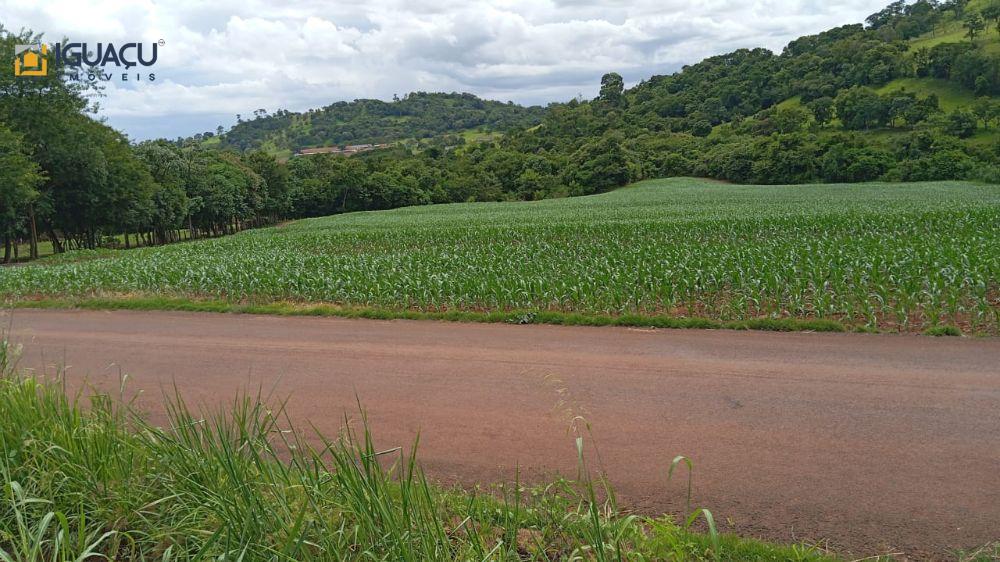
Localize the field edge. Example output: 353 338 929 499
9 295 864 333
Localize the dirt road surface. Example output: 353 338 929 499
5 309 999 559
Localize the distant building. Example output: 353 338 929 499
295 143 391 157
344 144 373 152
297 146 345 156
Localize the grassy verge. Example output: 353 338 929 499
0 340 846 561
10 295 851 333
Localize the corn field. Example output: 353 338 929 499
2 178 999 333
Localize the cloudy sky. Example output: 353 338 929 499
2 0 889 140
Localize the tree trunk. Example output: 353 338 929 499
48 229 64 253
3 234 11 264
124 229 131 249
28 205 38 260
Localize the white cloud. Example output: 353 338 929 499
0 0 890 139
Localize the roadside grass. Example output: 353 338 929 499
10 295 851 333
923 324 962 336
957 542 1000 562
0 340 845 561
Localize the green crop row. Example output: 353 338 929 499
2 178 998 333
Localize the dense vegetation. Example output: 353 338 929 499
214 92 547 152
199 0 1000 199
0 341 848 561
2 1 999 265
4 179 999 334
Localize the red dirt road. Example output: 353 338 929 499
6 309 1000 559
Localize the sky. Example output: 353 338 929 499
2 0 891 140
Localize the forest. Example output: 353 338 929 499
1 0 999 262
214 92 547 152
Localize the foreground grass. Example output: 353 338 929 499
2 179 999 334
0 343 841 561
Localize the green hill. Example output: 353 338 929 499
213 92 546 153
490 0 999 188
700 0 998 136
188 0 998 192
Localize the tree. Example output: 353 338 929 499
33 113 112 251
183 151 263 235
883 91 917 127
944 0 970 18
366 167 429 209
806 97 835 126
690 120 713 137
972 97 997 128
288 154 368 216
902 93 939 125
963 13 985 41
983 2 1000 34
745 133 819 184
0 123 42 262
97 127 158 249
835 86 889 130
943 109 978 137
866 0 906 29
0 25 100 254
599 73 625 107
134 141 190 244
898 149 975 181
245 151 292 222
563 133 631 195
515 168 557 200
820 140 891 182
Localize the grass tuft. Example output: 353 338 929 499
923 325 962 337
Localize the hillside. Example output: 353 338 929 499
176 1 999 196
212 92 546 153
602 0 997 136
467 0 999 189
